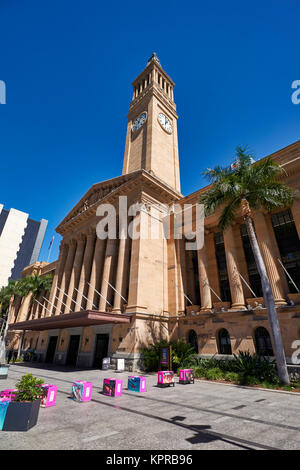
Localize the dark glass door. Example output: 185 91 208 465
93 334 109 368
45 336 58 363
66 335 80 366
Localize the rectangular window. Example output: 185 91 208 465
271 210 300 293
214 233 231 302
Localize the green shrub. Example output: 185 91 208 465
223 372 239 383
204 367 224 381
171 340 196 371
193 366 207 378
233 351 278 384
237 374 260 386
260 381 277 389
14 373 44 402
141 340 196 372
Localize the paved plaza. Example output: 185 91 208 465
0 363 300 450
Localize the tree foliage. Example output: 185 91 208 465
200 146 294 230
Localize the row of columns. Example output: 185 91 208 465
45 228 131 317
132 69 174 101
180 209 298 313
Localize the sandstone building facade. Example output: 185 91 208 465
8 54 300 370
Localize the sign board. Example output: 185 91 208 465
116 358 125 371
160 345 172 371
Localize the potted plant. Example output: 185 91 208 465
1 373 43 431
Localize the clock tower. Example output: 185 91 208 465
122 53 181 194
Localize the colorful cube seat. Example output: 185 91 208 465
157 371 175 387
40 384 58 407
179 369 194 384
0 389 17 401
128 376 146 392
103 378 123 397
71 381 93 402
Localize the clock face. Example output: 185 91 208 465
158 112 172 134
132 112 147 131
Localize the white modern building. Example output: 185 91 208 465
0 204 47 288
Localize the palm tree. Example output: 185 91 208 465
21 273 53 319
1 273 53 357
200 146 294 385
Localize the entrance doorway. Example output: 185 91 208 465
93 334 109 368
45 336 58 363
66 335 81 366
217 328 232 355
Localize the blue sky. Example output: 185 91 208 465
0 0 299 263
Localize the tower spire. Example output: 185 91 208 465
147 52 160 66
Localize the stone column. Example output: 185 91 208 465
75 231 96 310
99 238 117 311
64 235 86 312
232 224 253 298
86 237 106 310
197 237 212 311
113 222 128 313
55 240 76 314
16 293 32 322
253 212 288 305
223 225 246 310
291 199 300 239
44 242 68 317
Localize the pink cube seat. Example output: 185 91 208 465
40 384 58 407
0 389 17 401
71 381 93 402
179 369 195 384
103 378 123 397
128 376 147 392
157 371 175 387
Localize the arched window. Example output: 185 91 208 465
217 328 232 355
254 327 274 356
187 330 199 354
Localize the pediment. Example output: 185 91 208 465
56 170 182 235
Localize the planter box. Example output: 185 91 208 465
246 297 265 309
0 365 9 380
40 384 57 408
179 369 195 384
71 381 93 402
287 293 300 305
1 399 41 431
103 378 123 397
128 376 146 392
157 371 175 387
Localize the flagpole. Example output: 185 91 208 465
47 236 54 263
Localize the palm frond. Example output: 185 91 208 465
218 198 241 231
